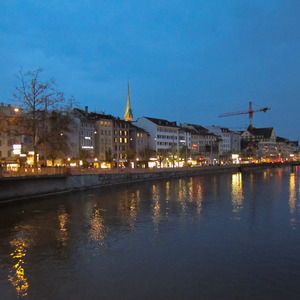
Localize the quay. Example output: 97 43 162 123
0 162 298 205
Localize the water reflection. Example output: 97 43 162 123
192 178 203 215
57 205 69 247
165 181 170 217
1 167 300 299
231 173 244 217
89 204 106 243
188 178 193 202
8 228 31 297
178 179 187 216
119 190 140 230
152 185 161 232
289 172 300 229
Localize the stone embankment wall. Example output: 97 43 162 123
0 165 241 204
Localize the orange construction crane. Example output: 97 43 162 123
218 101 270 128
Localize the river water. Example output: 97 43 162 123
0 166 300 299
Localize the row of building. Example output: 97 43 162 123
0 85 299 168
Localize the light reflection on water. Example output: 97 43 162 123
57 205 69 247
231 172 244 217
152 184 161 232
89 204 105 243
8 227 31 297
1 166 300 299
289 168 300 229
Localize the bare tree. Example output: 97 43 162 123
46 109 74 166
13 68 67 166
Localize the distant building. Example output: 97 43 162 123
276 137 298 161
134 117 180 152
230 131 241 153
0 103 25 165
206 126 231 155
241 127 277 161
88 112 114 162
71 107 97 158
113 118 130 166
129 123 149 156
181 123 219 163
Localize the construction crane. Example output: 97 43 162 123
218 101 271 129
218 101 271 160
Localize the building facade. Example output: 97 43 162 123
129 124 149 156
113 119 130 166
0 103 25 165
134 117 180 152
241 127 277 161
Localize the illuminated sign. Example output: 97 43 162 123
13 144 21 155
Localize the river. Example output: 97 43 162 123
0 165 300 299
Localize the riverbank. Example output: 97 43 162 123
0 163 297 205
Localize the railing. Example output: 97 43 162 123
0 167 68 178
0 165 234 178
1 162 297 178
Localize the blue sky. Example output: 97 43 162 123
1 0 299 140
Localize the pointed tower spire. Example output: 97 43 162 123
124 81 133 122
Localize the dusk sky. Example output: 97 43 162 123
1 0 299 141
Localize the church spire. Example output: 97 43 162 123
124 81 133 122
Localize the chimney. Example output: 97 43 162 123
85 106 88 113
